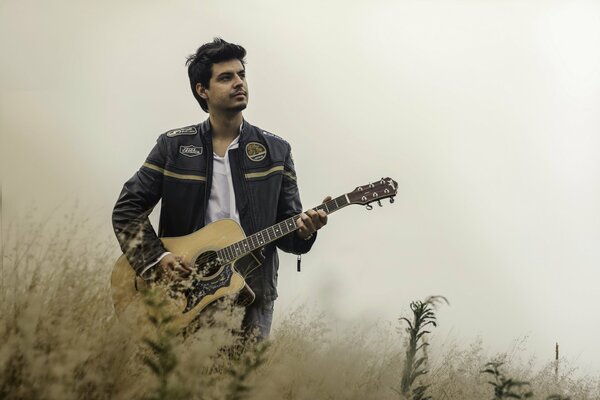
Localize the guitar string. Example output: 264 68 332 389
219 197 349 261
197 183 396 270
215 187 395 264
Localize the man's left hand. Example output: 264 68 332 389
296 196 331 240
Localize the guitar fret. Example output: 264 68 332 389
213 191 358 265
223 246 231 261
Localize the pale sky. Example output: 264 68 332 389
2 0 600 374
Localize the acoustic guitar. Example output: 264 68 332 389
111 177 397 334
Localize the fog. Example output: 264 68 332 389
2 0 600 374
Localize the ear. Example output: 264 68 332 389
196 83 208 99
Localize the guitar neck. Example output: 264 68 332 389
217 194 350 263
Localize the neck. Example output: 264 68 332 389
209 112 243 140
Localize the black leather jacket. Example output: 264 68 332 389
112 119 316 302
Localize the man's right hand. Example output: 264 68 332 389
157 253 193 281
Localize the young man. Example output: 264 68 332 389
112 38 328 339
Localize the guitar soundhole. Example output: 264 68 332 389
194 251 221 278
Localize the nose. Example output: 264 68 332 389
233 73 244 87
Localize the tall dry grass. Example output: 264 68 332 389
1 214 599 399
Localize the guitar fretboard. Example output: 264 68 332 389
216 194 349 263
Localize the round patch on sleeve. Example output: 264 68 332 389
245 142 267 162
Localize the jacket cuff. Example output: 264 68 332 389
139 251 171 279
294 230 317 254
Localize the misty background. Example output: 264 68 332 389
2 0 599 374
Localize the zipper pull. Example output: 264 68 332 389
297 254 302 272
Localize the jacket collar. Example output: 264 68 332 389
199 118 258 146
198 118 247 136
198 118 211 137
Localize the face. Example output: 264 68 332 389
196 59 248 113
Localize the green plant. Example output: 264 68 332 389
396 297 447 400
225 341 270 400
481 361 532 399
141 290 189 400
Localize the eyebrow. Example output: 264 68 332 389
216 69 246 78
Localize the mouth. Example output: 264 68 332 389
232 91 247 98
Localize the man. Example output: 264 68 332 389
112 38 328 339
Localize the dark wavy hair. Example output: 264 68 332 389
186 38 247 112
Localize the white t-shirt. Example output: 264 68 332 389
204 134 240 225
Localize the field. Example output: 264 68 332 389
1 219 599 400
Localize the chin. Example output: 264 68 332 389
230 103 247 112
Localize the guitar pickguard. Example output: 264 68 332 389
182 264 234 313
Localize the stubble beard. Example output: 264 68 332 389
229 103 247 113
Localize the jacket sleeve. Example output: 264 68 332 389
275 143 317 254
112 136 168 276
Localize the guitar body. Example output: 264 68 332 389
111 177 398 335
111 219 257 336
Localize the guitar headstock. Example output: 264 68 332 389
347 177 398 209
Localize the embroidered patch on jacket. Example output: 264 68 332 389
245 142 267 162
166 126 197 137
261 130 288 145
179 145 203 157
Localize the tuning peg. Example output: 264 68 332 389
366 204 373 211
390 197 395 204
377 200 382 207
